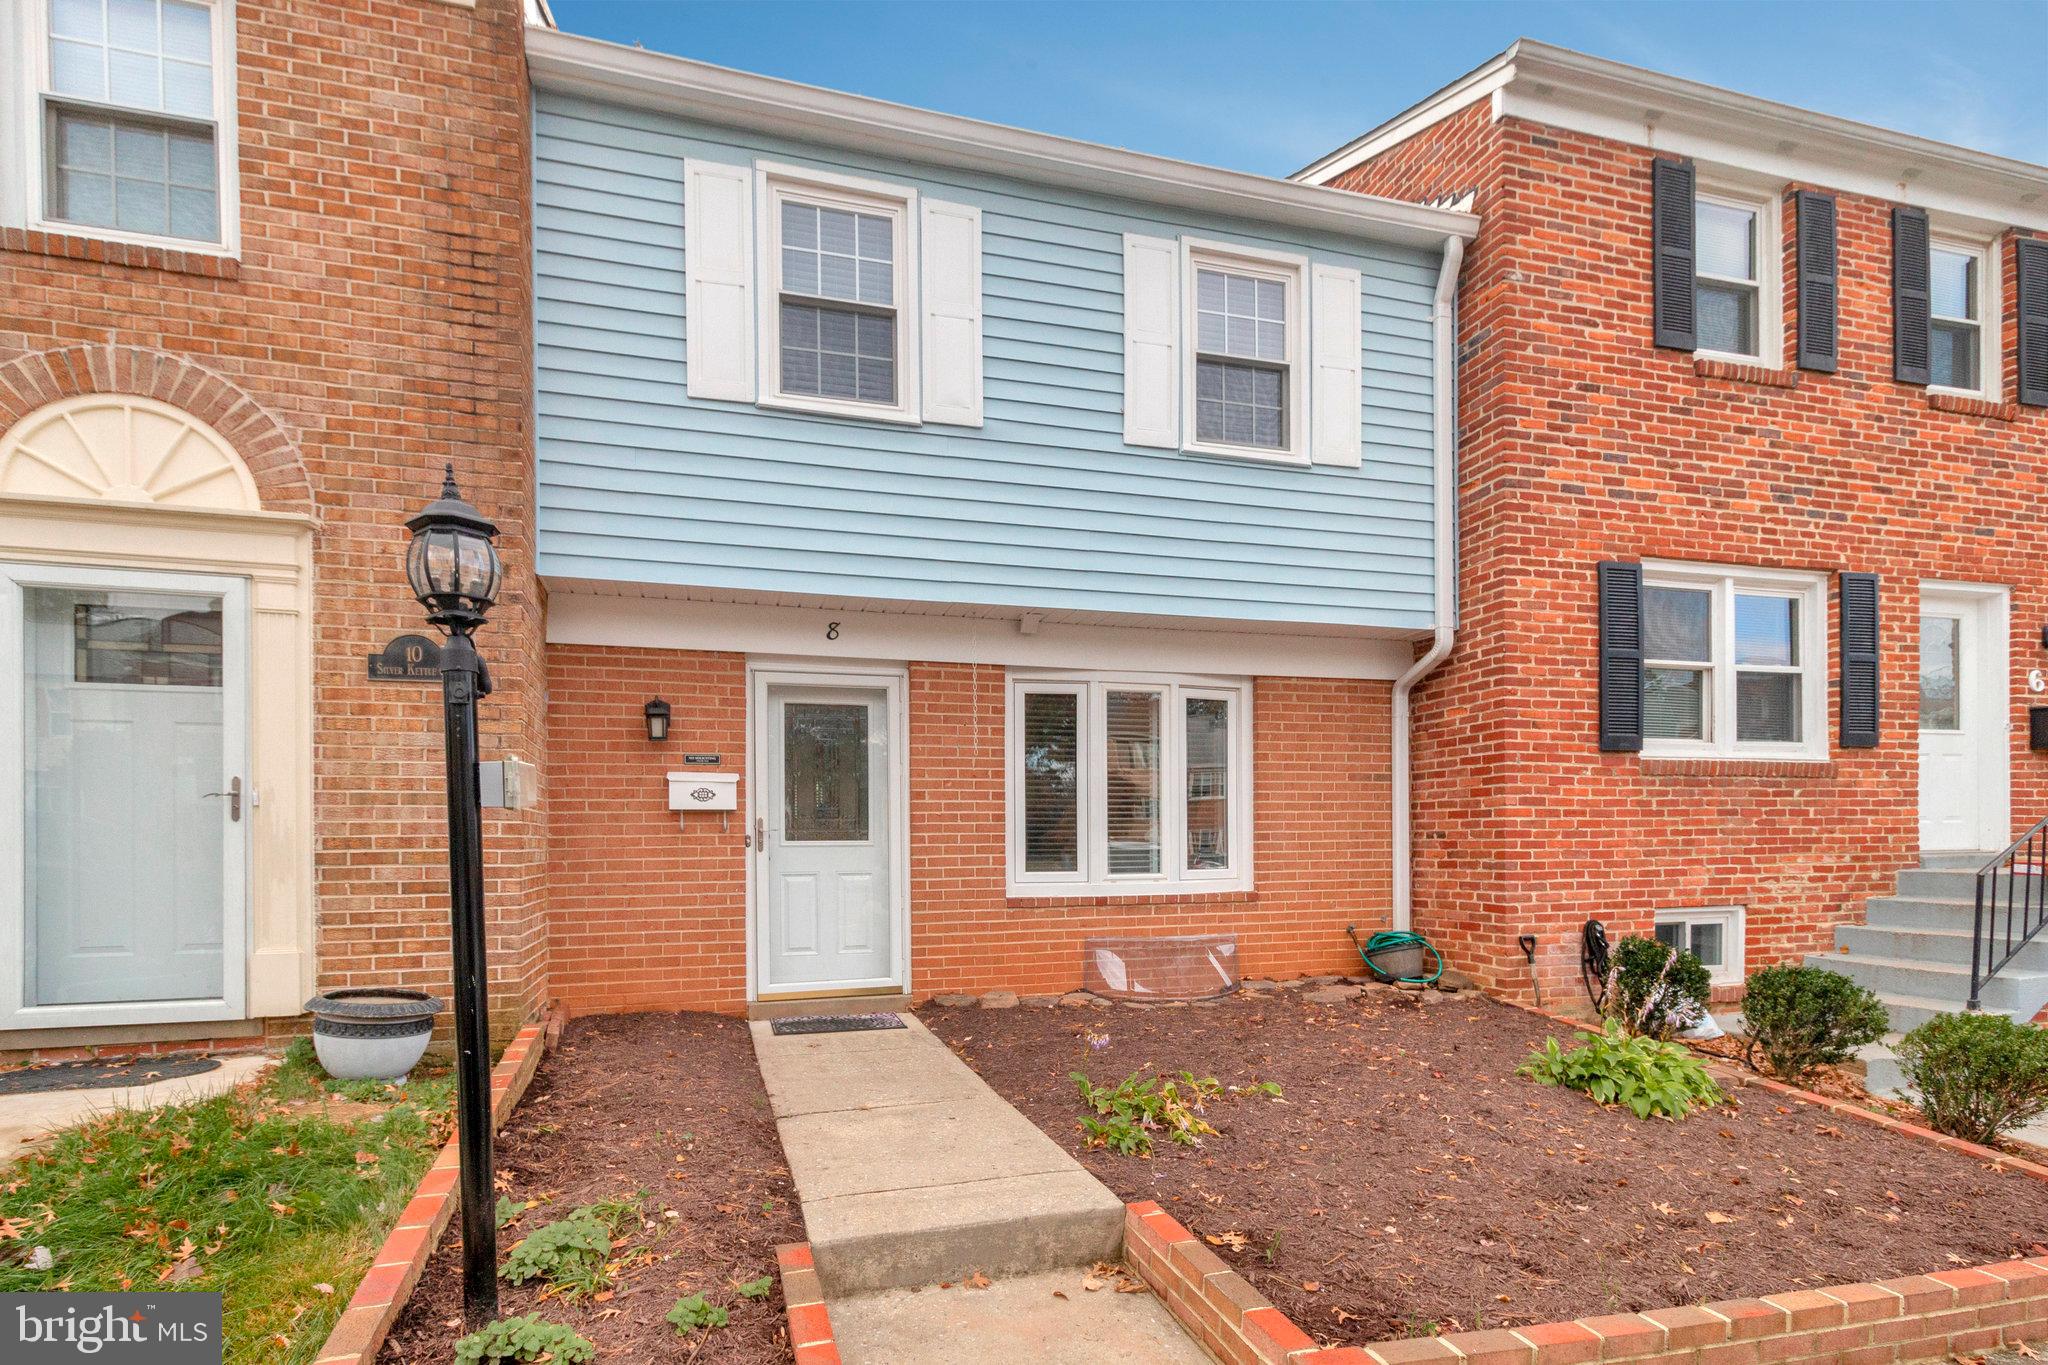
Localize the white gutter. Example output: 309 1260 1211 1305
1390 233 1465 932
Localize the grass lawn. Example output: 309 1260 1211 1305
0 1041 453 1365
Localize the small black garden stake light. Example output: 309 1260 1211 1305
405 466 502 1331
644 697 672 742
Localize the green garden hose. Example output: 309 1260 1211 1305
1351 929 1445 985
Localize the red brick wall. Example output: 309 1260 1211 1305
544 646 1392 1014
1333 106 2048 1001
0 0 545 1039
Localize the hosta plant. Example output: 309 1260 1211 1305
1520 1022 1727 1120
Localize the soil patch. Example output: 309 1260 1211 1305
379 1012 802 1365
924 990 2048 1346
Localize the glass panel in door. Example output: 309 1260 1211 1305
25 584 229 1005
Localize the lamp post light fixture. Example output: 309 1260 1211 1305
644 697 672 742
405 466 502 1331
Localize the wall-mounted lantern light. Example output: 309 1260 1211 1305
644 697 672 743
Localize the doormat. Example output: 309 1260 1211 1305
770 1013 907 1036
0 1056 221 1096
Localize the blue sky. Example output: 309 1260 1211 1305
548 1 2046 177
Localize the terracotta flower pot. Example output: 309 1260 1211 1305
304 988 443 1081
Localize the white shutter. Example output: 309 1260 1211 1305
683 159 756 402
1122 234 1181 448
920 198 983 426
1308 262 1363 468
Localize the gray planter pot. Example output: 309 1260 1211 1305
304 989 444 1081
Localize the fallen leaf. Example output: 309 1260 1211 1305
1302 1281 1321 1293
1705 1212 1736 1225
312 1284 334 1297
966 1272 990 1290
158 1256 201 1285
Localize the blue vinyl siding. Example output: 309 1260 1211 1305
534 91 1444 630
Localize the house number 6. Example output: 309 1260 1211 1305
2029 669 2045 694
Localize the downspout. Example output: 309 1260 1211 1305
1390 233 1464 932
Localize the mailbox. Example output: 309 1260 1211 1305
667 771 738 813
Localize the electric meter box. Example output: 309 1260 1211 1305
667 771 738 812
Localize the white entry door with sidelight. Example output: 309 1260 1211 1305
753 670 906 998
1918 585 2008 853
1 563 249 1027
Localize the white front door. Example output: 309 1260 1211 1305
1918 587 2007 852
757 677 901 996
3 564 248 1024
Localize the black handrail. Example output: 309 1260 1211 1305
1970 815 2048 1010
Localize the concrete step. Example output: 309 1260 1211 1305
1917 851 2007 871
1859 1040 1909 1099
1857 991 1976 1034
1896 865 2043 900
750 1015 1125 1296
830 1266 1211 1365
1831 922 2048 972
1800 951 2048 1017
1862 896 1982 931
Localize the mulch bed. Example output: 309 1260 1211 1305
923 988 2048 1347
379 1012 802 1365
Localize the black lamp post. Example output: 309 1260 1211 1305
405 466 502 1331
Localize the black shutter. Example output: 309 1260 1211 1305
2018 237 2048 408
1892 207 1932 385
1839 572 1880 749
1795 190 1839 372
1598 561 1645 752
1652 158 1697 351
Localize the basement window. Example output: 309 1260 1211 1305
1654 906 1744 987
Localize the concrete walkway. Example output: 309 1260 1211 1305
0 1055 271 1154
750 1014 1125 1295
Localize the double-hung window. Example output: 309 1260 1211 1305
1929 241 1989 395
26 0 234 250
759 164 917 423
1181 242 1306 462
1008 673 1251 897
1694 194 1765 361
1641 564 1826 759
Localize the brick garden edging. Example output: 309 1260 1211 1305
312 1020 548 1365
777 1241 842 1364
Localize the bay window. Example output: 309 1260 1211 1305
1641 564 1826 759
1008 673 1251 896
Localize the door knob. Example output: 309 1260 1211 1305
203 776 242 821
754 815 766 852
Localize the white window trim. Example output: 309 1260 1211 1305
1005 671 1253 899
1641 560 1827 762
1692 185 1781 369
754 159 921 425
14 0 241 258
1179 237 1308 466
1927 234 2001 402
1654 905 1745 988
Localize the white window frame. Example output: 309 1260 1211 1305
1654 906 1745 988
1640 561 1827 762
1927 235 2000 401
11 0 240 257
1180 238 1308 465
1005 671 1253 898
754 160 921 425
1692 186 1781 369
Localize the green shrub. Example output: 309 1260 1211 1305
1738 964 1889 1083
1896 1011 2048 1146
1604 935 1712 1039
1072 1070 1220 1156
454 1314 595 1364
1519 1022 1727 1120
499 1194 642 1299
668 1292 729 1334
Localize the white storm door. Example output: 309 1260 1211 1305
1918 589 2004 852
760 683 896 994
3 564 249 1024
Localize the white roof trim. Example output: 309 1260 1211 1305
1295 40 2048 232
525 28 1476 249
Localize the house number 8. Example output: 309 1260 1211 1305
826 621 840 640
